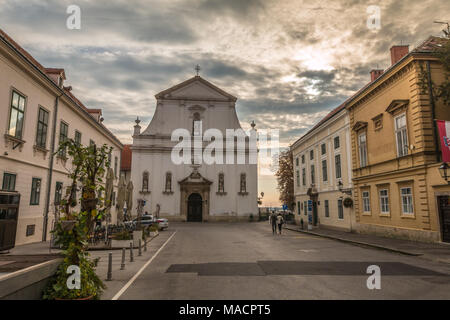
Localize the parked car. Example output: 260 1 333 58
155 217 169 230
124 215 155 229
124 215 169 230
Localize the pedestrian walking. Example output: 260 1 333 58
270 211 277 235
277 212 284 235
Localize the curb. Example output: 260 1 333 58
284 226 423 256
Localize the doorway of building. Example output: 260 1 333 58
438 195 450 243
187 193 203 222
312 201 318 226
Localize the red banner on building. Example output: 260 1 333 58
437 120 450 162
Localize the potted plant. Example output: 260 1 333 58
111 230 133 248
42 140 111 300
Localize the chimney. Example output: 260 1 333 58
370 69 384 82
390 45 409 65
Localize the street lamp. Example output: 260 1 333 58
439 162 450 184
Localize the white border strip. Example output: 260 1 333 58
111 231 177 300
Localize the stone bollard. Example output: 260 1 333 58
106 252 113 281
138 239 142 256
129 242 134 262
120 248 126 270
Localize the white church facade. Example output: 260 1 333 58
130 75 258 222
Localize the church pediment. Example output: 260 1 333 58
179 167 213 185
155 76 237 102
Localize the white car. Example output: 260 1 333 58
154 217 169 230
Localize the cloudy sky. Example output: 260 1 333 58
0 0 448 206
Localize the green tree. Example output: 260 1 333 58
275 150 294 210
43 139 111 300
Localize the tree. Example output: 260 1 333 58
43 139 111 300
275 150 294 210
419 38 450 106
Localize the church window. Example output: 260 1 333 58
165 172 172 192
192 112 202 136
218 173 225 193
142 171 149 192
240 173 247 193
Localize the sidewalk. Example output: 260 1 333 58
284 224 450 265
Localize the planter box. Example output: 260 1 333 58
133 231 143 247
111 239 134 249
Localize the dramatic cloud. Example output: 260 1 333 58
0 0 447 205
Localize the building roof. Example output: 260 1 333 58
121 144 132 171
0 28 123 148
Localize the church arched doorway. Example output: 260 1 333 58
187 193 203 222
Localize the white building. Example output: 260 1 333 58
290 103 355 231
130 75 258 222
0 29 123 247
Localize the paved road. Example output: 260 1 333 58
116 222 450 300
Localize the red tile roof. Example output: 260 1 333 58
121 145 132 171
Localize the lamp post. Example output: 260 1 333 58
439 162 450 184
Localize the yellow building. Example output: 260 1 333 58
346 37 450 243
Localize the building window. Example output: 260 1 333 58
75 130 82 146
296 170 300 187
107 151 112 168
89 139 95 147
193 112 202 136
379 189 389 214
301 155 305 164
321 143 326 155
114 156 118 177
36 107 49 148
401 187 414 214
334 136 340 149
304 201 307 216
8 90 26 139
325 200 329 217
358 133 367 168
311 165 315 185
338 199 344 219
142 171 149 192
297 201 301 215
55 182 63 205
322 160 328 182
335 154 342 179
395 114 408 157
30 178 41 205
218 173 225 193
310 150 314 160
240 173 247 193
362 191 371 213
112 192 116 206
302 168 306 186
296 157 299 167
165 172 172 192
58 121 69 157
2 173 16 191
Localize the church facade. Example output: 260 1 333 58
130 76 258 222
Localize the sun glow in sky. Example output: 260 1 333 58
0 0 448 206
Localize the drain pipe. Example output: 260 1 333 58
42 93 63 241
426 60 441 163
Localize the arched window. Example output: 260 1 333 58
240 173 247 193
142 171 149 192
192 112 201 136
165 172 172 193
218 173 225 193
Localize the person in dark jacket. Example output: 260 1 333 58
270 211 277 235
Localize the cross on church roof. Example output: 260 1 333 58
195 64 201 76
